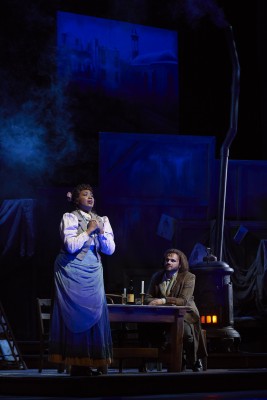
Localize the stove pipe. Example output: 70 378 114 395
215 25 240 261
191 26 241 353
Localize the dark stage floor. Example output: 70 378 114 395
1 367 267 400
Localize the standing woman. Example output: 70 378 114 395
49 183 115 376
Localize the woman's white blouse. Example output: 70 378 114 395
60 211 115 255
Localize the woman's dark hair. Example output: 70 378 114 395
162 248 189 272
71 183 93 207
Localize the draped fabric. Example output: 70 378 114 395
0 199 36 258
230 239 267 317
49 249 113 367
54 252 105 333
209 222 267 318
49 296 112 366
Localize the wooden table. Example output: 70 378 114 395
107 304 189 372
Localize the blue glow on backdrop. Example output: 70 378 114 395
0 82 78 197
0 0 264 198
57 11 179 127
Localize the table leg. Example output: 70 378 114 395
169 313 184 372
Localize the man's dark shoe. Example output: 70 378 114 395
70 366 102 376
192 359 203 372
138 363 148 373
97 365 107 375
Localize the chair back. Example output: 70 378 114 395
36 298 52 372
106 294 123 304
36 298 51 337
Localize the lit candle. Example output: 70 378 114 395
123 288 126 297
141 281 144 294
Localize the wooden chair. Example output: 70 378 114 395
105 294 163 372
36 298 67 373
106 294 124 304
36 298 51 373
106 293 145 372
106 293 130 348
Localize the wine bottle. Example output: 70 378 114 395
127 279 135 305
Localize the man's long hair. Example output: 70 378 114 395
163 248 189 273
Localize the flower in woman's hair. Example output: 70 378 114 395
66 192 72 202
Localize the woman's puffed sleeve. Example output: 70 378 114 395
98 216 115 255
60 213 89 254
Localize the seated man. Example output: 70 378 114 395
139 248 208 372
